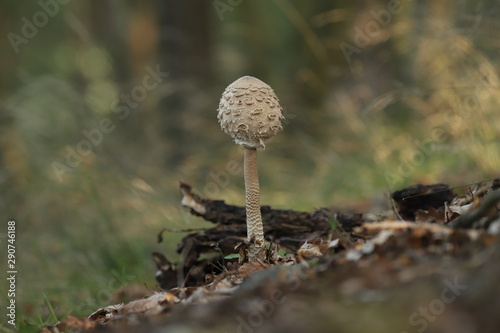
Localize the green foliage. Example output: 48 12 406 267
328 217 341 232
43 294 57 323
224 253 240 260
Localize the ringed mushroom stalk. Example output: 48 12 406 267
217 76 284 262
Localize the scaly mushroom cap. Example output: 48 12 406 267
218 76 284 149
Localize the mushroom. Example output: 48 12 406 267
217 76 284 261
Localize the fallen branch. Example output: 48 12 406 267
354 220 453 235
448 189 500 229
177 181 366 267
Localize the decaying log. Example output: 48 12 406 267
392 184 456 220
160 180 499 289
177 181 366 268
391 180 500 227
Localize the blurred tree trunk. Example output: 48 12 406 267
156 0 215 165
157 0 213 83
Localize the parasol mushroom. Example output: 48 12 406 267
217 76 284 261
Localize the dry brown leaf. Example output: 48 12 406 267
415 207 446 224
237 260 269 277
42 315 95 332
119 292 178 316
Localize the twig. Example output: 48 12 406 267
448 189 500 229
387 192 404 221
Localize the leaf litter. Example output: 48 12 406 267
43 179 500 333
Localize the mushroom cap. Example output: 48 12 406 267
218 76 284 149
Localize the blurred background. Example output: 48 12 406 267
1 0 499 327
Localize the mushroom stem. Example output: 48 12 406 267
243 147 266 261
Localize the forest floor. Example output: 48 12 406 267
42 180 500 333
